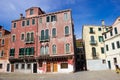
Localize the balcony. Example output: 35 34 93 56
39 36 50 42
25 38 34 44
89 31 95 34
90 40 97 45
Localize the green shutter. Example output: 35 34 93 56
65 26 69 35
31 47 34 55
31 32 34 41
41 30 44 41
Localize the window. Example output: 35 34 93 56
30 9 33 15
104 34 107 39
1 39 4 45
15 64 19 69
10 48 15 56
26 20 30 26
26 33 30 41
92 47 96 57
110 31 113 36
113 58 117 64
12 35 15 42
32 19 35 25
66 44 70 53
52 45 56 54
45 46 49 54
25 47 34 55
98 28 101 31
31 32 34 41
46 16 50 22
98 36 103 42
40 46 44 55
0 50 4 57
61 63 68 69
116 41 120 48
19 48 25 56
45 29 49 40
52 28 56 37
21 64 25 69
106 45 109 51
21 34 24 40
89 28 94 33
101 47 104 54
22 21 25 26
27 64 31 69
39 62 42 67
65 26 69 35
0 64 2 69
102 59 106 64
41 30 44 41
114 27 118 34
51 15 57 22
64 13 68 21
39 18 42 23
106 28 108 31
0 32 2 37
90 36 95 42
111 43 115 50
13 23 16 28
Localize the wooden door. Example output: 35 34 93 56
53 62 57 72
11 64 14 72
47 62 51 72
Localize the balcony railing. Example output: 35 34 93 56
39 36 50 42
25 38 34 44
89 31 95 34
90 40 97 45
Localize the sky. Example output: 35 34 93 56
0 0 120 38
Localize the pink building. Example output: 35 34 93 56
9 7 75 73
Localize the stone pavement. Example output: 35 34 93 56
0 70 120 80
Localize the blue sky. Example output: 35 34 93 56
0 0 120 38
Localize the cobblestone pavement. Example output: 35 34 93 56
0 70 120 80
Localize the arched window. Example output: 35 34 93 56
52 28 56 37
45 46 49 54
65 26 69 35
90 36 95 42
41 30 44 40
45 29 49 39
40 46 44 55
92 47 96 57
66 43 70 53
52 45 56 54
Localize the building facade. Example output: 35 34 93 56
82 25 108 70
9 7 75 73
103 17 120 70
0 26 11 72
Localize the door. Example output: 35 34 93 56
11 64 14 72
7 64 10 72
47 62 51 72
53 62 57 72
108 61 111 69
33 63 37 73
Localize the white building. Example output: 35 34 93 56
103 17 120 70
82 24 108 71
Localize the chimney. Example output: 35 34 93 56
101 20 105 27
20 13 23 19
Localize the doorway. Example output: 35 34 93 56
7 64 10 72
11 64 14 72
46 62 51 72
53 62 57 72
33 63 37 73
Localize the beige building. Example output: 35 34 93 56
82 24 108 70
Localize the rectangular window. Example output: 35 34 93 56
30 9 33 15
110 31 113 36
101 47 104 54
22 21 25 26
0 50 4 57
98 28 101 31
102 59 106 64
12 35 15 42
116 41 120 48
64 13 68 21
106 45 109 51
1 39 4 45
39 18 42 23
32 19 35 25
52 28 56 37
112 43 115 50
0 64 2 69
114 27 118 34
113 58 117 64
21 64 25 69
106 28 108 31
51 15 57 22
46 16 50 22
27 64 31 69
31 32 34 41
13 23 16 28
0 32 2 37
99 36 103 42
89 28 94 33
19 48 24 56
61 63 68 69
26 20 30 26
21 34 24 40
10 48 15 56
104 34 107 39
15 64 19 69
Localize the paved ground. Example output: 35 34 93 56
0 70 120 80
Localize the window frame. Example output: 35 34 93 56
61 63 68 69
